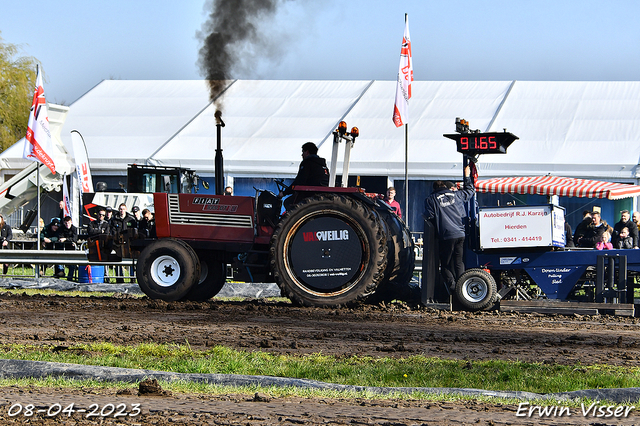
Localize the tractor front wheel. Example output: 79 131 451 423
136 239 200 301
182 252 227 301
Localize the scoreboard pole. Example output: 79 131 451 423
444 118 519 249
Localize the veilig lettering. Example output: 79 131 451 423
303 230 349 242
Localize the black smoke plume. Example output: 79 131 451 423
197 0 281 111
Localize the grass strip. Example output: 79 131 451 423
1 342 639 395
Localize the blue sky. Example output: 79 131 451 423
2 0 639 105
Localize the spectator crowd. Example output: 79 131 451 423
23 202 156 281
572 209 639 250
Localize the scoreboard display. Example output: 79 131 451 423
444 131 518 155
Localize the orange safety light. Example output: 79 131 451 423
337 121 348 135
350 127 359 138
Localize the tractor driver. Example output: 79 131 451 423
278 142 329 210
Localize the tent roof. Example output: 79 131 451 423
2 79 639 182
152 80 376 175
476 175 640 200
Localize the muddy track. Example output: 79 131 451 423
1 292 640 424
1 293 640 366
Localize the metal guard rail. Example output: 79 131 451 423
0 250 135 266
1 250 418 273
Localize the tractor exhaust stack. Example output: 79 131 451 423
214 110 225 195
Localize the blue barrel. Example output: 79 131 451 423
78 265 105 284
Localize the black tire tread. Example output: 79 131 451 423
367 208 416 304
182 251 226 301
270 194 387 308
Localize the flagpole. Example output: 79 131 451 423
35 165 41 278
35 63 41 279
78 174 82 230
403 13 409 222
35 65 41 260
404 123 409 221
392 13 412 223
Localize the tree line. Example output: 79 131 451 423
0 31 39 154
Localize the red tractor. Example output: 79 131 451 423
88 122 415 307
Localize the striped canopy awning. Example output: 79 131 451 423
475 175 640 200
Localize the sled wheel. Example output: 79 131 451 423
136 239 200 301
182 252 227 301
455 268 498 311
270 194 387 308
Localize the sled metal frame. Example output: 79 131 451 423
466 246 638 302
499 300 634 316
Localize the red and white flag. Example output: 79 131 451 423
62 176 72 218
23 67 56 174
71 130 94 193
392 15 413 127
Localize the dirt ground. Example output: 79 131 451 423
1 291 640 425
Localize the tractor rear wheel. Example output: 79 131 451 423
270 194 387 307
367 207 416 303
136 239 200 301
182 253 227 301
455 268 498 311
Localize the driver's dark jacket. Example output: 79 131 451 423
282 154 329 196
424 176 475 241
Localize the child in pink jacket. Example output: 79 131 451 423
596 231 613 250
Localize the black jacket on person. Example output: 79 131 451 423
40 223 60 250
424 176 475 241
88 218 110 236
612 219 639 248
282 154 329 196
615 235 634 249
110 213 136 237
138 218 156 238
564 222 575 248
578 222 606 248
57 223 78 249
573 217 592 241
0 223 12 247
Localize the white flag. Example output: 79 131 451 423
392 15 413 127
23 67 56 174
71 130 94 193
62 176 72 218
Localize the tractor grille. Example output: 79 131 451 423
168 194 253 228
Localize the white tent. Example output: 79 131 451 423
1 79 639 183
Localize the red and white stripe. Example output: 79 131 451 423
476 175 640 200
